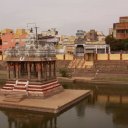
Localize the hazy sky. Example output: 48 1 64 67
0 0 128 35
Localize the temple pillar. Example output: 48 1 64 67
13 63 16 78
49 61 52 79
16 63 19 79
18 64 21 78
7 62 10 79
33 63 36 76
37 63 41 81
51 62 54 78
43 62 47 80
53 61 56 78
54 117 57 128
27 62 31 80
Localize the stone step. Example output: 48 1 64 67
3 93 27 102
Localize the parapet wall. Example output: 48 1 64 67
97 54 128 60
1 53 128 61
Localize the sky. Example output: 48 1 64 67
0 0 128 35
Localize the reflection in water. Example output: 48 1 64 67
1 82 128 128
1 110 57 128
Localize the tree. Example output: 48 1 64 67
105 35 128 51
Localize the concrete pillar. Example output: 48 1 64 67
120 53 122 60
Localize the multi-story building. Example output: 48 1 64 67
1 29 28 51
113 17 128 39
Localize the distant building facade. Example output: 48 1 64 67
39 28 59 45
113 17 128 39
74 29 108 56
1 29 28 51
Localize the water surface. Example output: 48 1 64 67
0 82 128 128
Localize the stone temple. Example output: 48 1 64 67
1 32 63 98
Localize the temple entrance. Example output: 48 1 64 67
75 45 84 56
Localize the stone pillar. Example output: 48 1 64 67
18 64 21 78
27 62 31 80
51 61 54 78
33 63 36 75
13 63 16 78
7 63 10 79
37 63 41 81
49 61 52 79
53 61 56 78
44 62 47 80
16 63 19 79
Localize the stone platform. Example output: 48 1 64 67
0 89 91 113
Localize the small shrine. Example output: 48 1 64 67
1 32 63 98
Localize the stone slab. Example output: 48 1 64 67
0 89 91 113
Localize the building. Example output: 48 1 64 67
39 28 59 45
113 17 128 39
1 29 28 51
86 29 98 42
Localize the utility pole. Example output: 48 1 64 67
35 26 38 42
27 23 39 42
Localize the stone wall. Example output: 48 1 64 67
94 60 128 73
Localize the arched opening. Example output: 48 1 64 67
15 42 19 48
75 44 84 56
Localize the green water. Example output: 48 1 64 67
0 82 128 128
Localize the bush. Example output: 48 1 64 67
59 68 68 77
